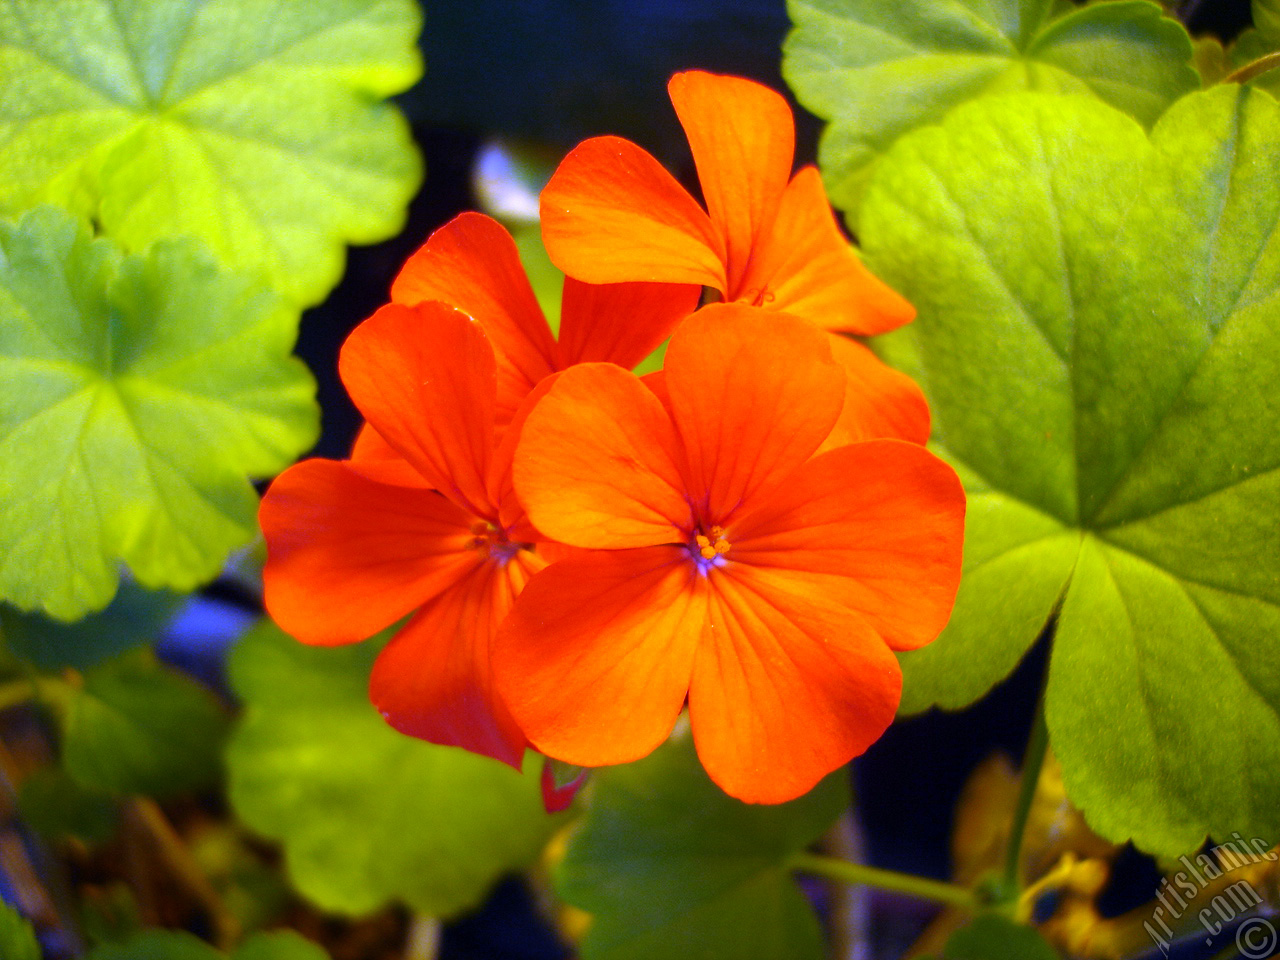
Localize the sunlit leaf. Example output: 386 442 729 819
62 650 228 796
225 622 556 917
897 485 1078 714
862 88 1280 856
557 729 847 960
0 208 317 620
784 0 1198 222
0 0 423 305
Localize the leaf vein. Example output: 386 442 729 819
920 161 1070 368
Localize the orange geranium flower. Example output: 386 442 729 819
260 302 547 767
495 304 965 803
540 70 914 335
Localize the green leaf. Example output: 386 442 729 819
899 486 1078 714
63 650 229 796
1049 538 1280 860
0 901 40 960
225 621 557 918
861 87 1280 856
783 0 1199 222
0 0 422 305
1257 0 1280 41
88 929 329 960
89 931 218 960
557 729 847 960
0 207 318 620
18 766 118 843
232 931 330 960
944 913 1059 959
1192 35 1232 87
1 581 182 670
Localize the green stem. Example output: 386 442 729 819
1002 693 1049 896
789 851 979 910
1225 52 1280 86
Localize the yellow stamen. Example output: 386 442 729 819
694 526 731 562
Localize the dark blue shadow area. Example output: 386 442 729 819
854 633 1048 882
441 877 571 960
412 0 808 163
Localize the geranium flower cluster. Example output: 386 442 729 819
259 71 965 805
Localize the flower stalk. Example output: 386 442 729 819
789 851 980 910
1003 692 1050 896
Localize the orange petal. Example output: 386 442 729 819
742 167 915 334
540 135 725 289
556 278 698 370
494 547 704 767
730 441 965 651
350 422 400 462
664 304 844 523
514 363 692 548
347 424 434 492
390 212 557 420
821 334 931 449
640 369 671 412
489 372 561 535
533 540 591 565
339 302 497 519
260 459 481 646
689 565 902 804
668 71 795 295
370 551 543 768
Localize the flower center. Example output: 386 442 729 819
690 525 731 576
745 286 775 307
468 521 522 567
